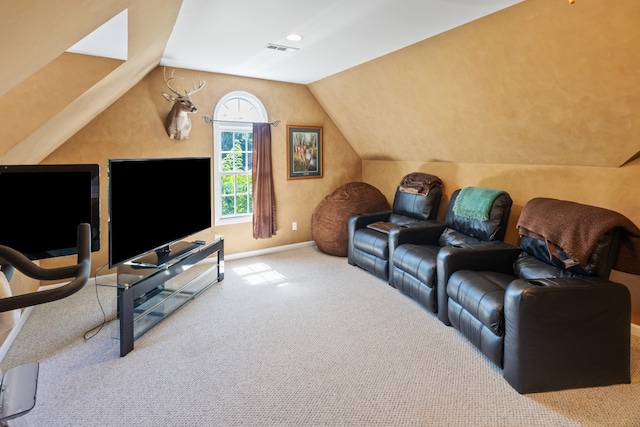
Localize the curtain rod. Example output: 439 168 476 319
202 116 281 127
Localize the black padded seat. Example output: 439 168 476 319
391 245 440 311
447 270 513 367
348 173 442 281
352 229 390 260
391 187 512 319
349 228 394 278
438 197 635 393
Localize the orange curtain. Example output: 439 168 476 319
252 123 276 238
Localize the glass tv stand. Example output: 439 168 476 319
104 236 224 356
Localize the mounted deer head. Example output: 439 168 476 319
162 68 205 140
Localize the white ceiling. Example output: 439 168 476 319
71 0 523 85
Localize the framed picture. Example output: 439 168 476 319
287 125 323 179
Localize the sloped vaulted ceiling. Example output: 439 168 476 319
0 0 183 165
1 0 639 168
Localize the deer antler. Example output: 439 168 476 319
163 67 205 97
163 67 184 96
186 76 205 96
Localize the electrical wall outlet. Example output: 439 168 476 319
292 221 298 231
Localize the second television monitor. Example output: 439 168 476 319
108 157 212 268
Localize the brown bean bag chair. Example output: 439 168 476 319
312 182 390 256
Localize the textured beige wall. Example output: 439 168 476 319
362 159 640 324
309 0 640 168
43 67 362 275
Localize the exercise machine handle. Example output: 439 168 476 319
0 223 92 313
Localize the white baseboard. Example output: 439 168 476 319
225 241 315 261
191 241 316 265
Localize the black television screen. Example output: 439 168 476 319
0 164 100 260
108 157 212 268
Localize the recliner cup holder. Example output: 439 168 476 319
528 280 547 286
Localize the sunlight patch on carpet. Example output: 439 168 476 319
232 262 288 286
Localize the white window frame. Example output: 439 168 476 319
213 91 268 225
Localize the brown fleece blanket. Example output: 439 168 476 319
517 197 640 275
398 172 442 195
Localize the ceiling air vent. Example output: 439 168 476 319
266 43 300 53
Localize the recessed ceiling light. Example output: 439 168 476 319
286 33 304 42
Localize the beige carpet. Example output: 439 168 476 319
1 245 638 426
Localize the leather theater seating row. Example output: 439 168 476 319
347 172 634 393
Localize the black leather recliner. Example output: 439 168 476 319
348 173 442 281
437 197 633 393
390 188 512 318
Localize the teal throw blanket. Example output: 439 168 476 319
452 187 506 221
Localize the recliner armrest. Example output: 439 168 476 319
436 242 521 324
348 210 392 231
503 277 631 393
390 221 446 247
437 242 521 275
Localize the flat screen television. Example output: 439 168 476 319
108 157 212 268
0 163 100 259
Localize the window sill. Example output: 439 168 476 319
215 215 252 226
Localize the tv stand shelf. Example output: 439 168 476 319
111 236 223 356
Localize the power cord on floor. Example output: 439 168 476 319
84 263 117 340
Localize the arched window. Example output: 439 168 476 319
213 91 268 225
